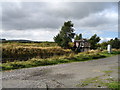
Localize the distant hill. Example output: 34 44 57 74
0 39 54 43
0 39 33 43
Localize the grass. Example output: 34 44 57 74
2 46 72 63
76 63 120 89
2 42 58 47
78 76 100 87
77 76 119 89
106 81 119 89
1 49 120 71
103 70 113 74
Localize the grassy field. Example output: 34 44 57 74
2 42 58 47
2 42 73 63
1 42 120 71
1 48 120 71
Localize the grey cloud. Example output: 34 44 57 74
45 2 115 19
77 13 117 27
2 2 117 30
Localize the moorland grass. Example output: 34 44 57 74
1 49 120 71
2 46 72 63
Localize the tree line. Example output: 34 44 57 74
53 21 120 50
98 38 120 49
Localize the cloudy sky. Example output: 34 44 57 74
1 2 118 42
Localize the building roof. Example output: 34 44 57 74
74 39 88 42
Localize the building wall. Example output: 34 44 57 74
74 40 90 52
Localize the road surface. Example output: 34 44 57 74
1 55 119 88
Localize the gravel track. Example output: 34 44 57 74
2 55 118 88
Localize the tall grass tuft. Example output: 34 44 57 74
2 46 73 63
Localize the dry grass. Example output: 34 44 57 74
2 42 73 63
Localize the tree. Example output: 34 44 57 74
88 34 101 49
108 38 120 49
99 41 108 49
53 21 75 49
74 33 82 40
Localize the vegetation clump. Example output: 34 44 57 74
2 49 120 71
2 46 72 63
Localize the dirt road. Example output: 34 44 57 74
2 55 118 88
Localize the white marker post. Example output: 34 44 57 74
107 44 112 53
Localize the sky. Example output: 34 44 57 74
1 1 118 42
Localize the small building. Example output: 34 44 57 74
74 39 90 52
